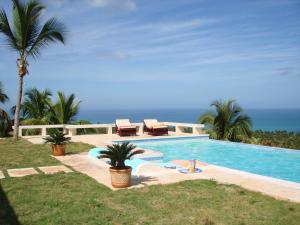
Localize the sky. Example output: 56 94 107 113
0 0 300 110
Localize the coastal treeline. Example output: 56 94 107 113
199 100 300 150
0 86 80 137
251 130 300 150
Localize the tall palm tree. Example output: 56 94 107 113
0 0 66 139
0 81 12 137
21 88 52 122
48 92 80 124
198 100 252 142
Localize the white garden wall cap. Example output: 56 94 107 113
164 122 204 128
152 125 168 129
16 122 204 130
16 122 205 137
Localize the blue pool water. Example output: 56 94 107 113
131 137 300 183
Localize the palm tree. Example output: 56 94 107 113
0 81 12 137
21 88 52 123
0 0 66 139
99 142 144 169
198 100 252 142
48 92 80 124
0 81 9 103
0 109 12 137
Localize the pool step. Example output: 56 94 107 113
134 148 164 162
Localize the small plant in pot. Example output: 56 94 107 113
99 142 144 188
44 130 71 156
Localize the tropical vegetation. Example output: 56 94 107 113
1 86 80 137
47 92 80 124
199 100 252 142
44 130 71 146
16 88 80 125
0 81 9 103
251 130 300 150
74 120 107 135
0 0 66 139
99 142 144 169
17 88 52 124
0 81 12 137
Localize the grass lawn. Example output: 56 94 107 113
0 138 94 169
1 173 300 225
0 138 300 225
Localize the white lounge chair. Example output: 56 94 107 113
143 119 168 136
115 119 137 136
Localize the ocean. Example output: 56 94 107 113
77 109 300 133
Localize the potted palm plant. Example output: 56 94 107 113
99 142 144 188
44 130 71 156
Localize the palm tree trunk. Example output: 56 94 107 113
13 74 23 140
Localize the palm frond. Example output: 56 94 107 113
0 9 18 50
43 130 70 145
198 111 215 125
21 88 52 120
28 17 66 58
47 92 80 124
0 108 12 137
199 99 252 141
99 142 143 169
229 114 252 141
0 81 9 103
1 0 66 59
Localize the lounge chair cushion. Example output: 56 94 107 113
152 125 168 129
116 119 136 128
119 125 136 129
144 119 167 129
144 119 158 127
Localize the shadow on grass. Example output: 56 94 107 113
0 185 21 225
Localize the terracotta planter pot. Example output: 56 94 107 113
52 144 66 156
109 167 132 188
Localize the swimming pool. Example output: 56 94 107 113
124 137 300 183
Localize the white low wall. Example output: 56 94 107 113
16 122 205 137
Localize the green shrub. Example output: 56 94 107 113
72 120 108 135
251 130 300 150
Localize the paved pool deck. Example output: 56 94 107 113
25 132 205 146
26 134 300 203
54 153 300 203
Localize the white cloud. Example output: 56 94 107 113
49 0 64 7
112 51 130 60
87 0 136 11
48 0 136 11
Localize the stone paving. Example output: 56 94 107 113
7 168 39 177
0 170 5 179
25 133 206 147
2 165 73 178
38 165 73 174
54 153 208 190
54 153 300 203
